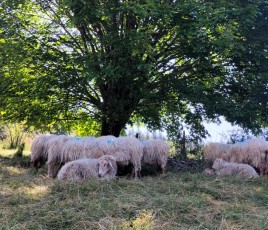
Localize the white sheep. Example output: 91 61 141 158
204 138 268 175
30 134 58 169
228 138 268 175
57 155 117 181
141 139 170 173
47 135 74 177
212 158 259 177
203 142 232 162
96 136 144 178
47 135 143 178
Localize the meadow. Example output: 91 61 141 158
1 147 268 230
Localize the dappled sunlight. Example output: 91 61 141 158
121 209 156 229
204 194 226 207
6 166 28 175
254 186 263 192
0 188 13 197
23 184 50 199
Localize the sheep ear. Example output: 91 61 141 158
108 160 115 170
110 155 116 161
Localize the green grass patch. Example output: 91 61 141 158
1 151 268 229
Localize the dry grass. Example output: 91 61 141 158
1 150 268 230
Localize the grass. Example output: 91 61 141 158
1 151 268 229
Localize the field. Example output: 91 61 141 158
1 149 268 229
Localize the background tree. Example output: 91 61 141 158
0 0 267 137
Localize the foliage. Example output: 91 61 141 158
220 128 268 144
2 123 26 149
14 142 25 158
0 0 267 137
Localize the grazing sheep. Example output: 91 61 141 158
47 135 74 177
212 158 259 177
203 142 232 162
57 155 117 181
141 139 170 173
30 134 58 169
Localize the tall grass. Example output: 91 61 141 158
1 150 268 229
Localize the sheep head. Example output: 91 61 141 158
97 155 117 178
212 158 225 170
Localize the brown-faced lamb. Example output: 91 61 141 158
57 155 117 180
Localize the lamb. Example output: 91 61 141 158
57 155 117 181
204 138 268 175
30 134 58 169
228 138 268 175
141 139 170 173
212 158 259 177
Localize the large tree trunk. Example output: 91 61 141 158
98 75 140 137
101 118 126 137
100 107 134 137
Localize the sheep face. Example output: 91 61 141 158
32 156 46 169
212 158 225 170
98 155 117 178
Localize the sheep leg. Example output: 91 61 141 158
47 163 55 178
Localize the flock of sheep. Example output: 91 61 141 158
203 138 268 177
30 134 268 181
30 134 170 180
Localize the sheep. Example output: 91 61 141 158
203 142 232 162
30 134 58 169
229 138 268 175
212 158 259 177
47 135 74 177
202 168 216 175
57 155 117 181
47 135 143 179
204 138 268 175
141 139 170 174
96 136 144 178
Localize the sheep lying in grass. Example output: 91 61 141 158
30 134 58 169
230 138 268 175
57 155 117 181
48 136 102 178
212 158 259 177
141 139 170 174
96 136 144 178
203 138 268 175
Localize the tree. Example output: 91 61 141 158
0 0 267 137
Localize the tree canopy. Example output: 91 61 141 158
0 0 267 138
